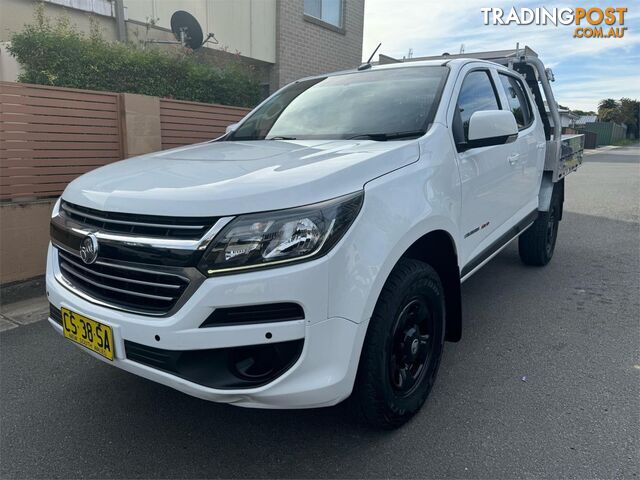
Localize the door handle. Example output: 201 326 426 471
508 153 520 166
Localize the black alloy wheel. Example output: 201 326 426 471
388 297 435 397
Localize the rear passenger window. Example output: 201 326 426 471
498 74 533 130
455 70 501 143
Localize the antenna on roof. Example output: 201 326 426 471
358 42 382 71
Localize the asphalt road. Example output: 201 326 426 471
1 145 639 479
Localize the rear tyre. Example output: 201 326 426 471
351 258 446 429
518 186 561 266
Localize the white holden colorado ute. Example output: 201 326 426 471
47 46 583 429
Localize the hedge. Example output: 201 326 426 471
8 8 261 108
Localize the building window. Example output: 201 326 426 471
304 0 343 29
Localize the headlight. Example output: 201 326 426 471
199 191 363 275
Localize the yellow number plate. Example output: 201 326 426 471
61 307 115 361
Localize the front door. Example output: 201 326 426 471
450 66 520 267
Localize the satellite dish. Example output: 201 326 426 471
145 10 217 50
170 11 204 50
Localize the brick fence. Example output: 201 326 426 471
0 81 250 284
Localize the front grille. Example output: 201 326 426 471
57 249 190 315
60 201 218 240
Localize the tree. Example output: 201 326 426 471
594 97 639 138
619 98 640 138
571 109 596 116
598 98 622 123
598 98 619 110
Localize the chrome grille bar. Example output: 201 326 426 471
59 263 175 301
60 201 221 241
57 249 191 314
58 257 182 290
61 203 206 230
53 203 235 251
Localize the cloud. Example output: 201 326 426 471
363 0 640 110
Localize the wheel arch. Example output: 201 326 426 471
401 229 462 342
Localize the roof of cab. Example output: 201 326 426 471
298 46 540 83
295 57 503 84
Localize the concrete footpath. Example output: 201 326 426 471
0 277 48 332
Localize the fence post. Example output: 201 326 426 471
120 93 162 158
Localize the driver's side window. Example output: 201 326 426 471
453 70 502 147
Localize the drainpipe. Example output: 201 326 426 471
114 0 127 42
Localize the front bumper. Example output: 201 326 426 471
46 244 366 408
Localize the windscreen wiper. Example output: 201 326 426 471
267 136 297 140
347 130 426 141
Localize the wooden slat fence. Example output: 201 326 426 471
1 82 252 202
160 98 250 149
0 82 124 201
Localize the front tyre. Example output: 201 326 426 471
352 258 446 429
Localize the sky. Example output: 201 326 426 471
362 1 640 111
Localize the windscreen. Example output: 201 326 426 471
228 66 449 141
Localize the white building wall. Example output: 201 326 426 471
0 42 20 82
0 0 119 43
124 0 276 63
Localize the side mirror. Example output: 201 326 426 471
466 110 518 149
225 123 239 135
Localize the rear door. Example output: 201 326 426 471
495 72 545 211
448 65 520 267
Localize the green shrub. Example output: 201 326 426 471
8 6 260 107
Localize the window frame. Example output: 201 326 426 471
497 72 535 132
453 68 503 151
303 0 345 33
